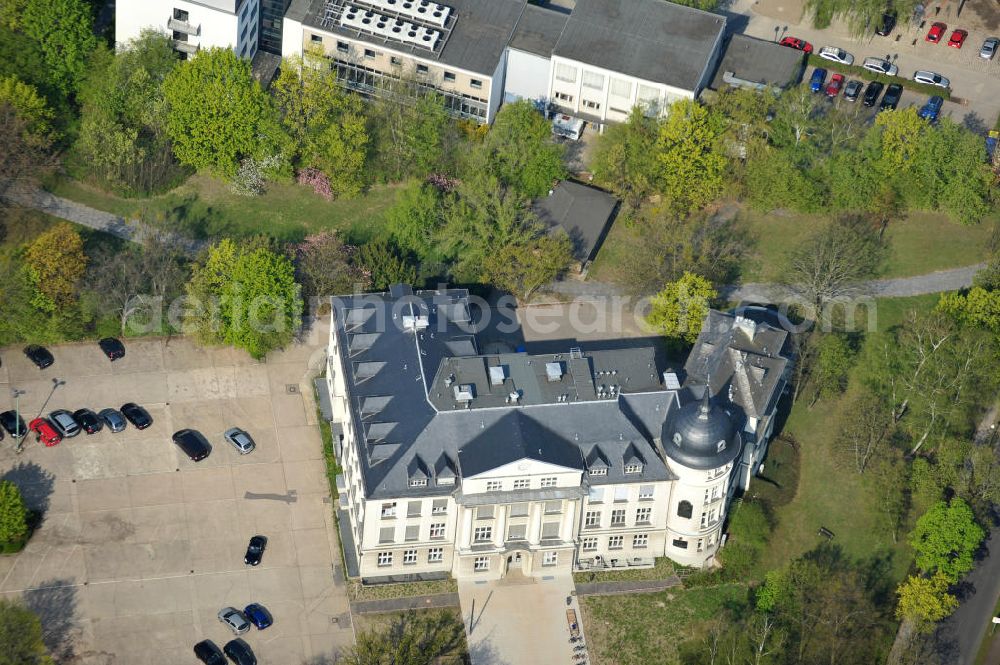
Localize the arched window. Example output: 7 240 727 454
677 500 693 519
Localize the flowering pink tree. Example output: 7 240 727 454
298 167 334 200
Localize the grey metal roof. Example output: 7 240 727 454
710 34 805 92
508 4 568 57
302 0 526 75
457 411 584 477
662 391 743 470
532 180 619 263
551 0 725 91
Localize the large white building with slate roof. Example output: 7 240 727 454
326 287 792 582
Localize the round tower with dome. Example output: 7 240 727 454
661 390 743 567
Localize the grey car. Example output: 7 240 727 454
48 410 81 438
98 408 127 433
218 607 250 635
224 427 256 454
913 70 950 88
982 37 999 60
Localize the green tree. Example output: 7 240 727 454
937 287 1000 335
811 333 855 403
306 111 368 198
874 107 927 176
896 573 959 631
386 181 445 263
185 239 302 359
21 0 96 95
475 99 565 198
0 104 55 201
356 238 418 292
163 48 284 177
0 75 53 139
23 222 87 309
646 272 717 344
656 99 726 215
482 230 574 300
0 481 28 544
341 610 466 665
590 107 660 212
909 498 984 582
369 83 453 181
664 0 719 9
0 597 52 665
0 0 28 29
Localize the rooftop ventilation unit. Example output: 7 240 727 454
663 372 681 390
371 0 451 27
545 362 563 382
488 365 506 386
453 383 475 402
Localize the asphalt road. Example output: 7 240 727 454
934 526 1000 665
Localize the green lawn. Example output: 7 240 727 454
580 584 748 665
46 174 407 244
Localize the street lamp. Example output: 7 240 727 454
11 388 25 454
774 25 780 42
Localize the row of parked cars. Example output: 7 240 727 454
194 600 272 665
780 38 957 90
809 67 946 120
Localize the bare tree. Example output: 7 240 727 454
0 104 56 203
837 388 894 473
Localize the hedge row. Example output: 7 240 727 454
805 53 950 100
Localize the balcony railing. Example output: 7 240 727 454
173 40 199 55
168 17 200 36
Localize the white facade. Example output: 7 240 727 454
115 0 261 59
503 48 552 104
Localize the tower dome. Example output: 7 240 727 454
663 391 742 470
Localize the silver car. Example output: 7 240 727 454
862 56 898 76
224 427 256 454
48 410 81 438
818 46 854 66
982 37 999 60
913 70 950 88
218 607 250 635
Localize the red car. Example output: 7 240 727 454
29 418 62 447
948 29 967 48
825 73 845 97
779 36 814 53
926 22 947 43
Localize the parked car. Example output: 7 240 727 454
98 408 127 433
172 429 211 461
818 45 854 65
809 68 827 92
981 36 999 60
120 403 152 429
879 83 904 110
98 337 125 361
48 410 81 438
843 79 864 102
862 81 884 107
73 408 103 434
919 95 945 122
244 535 267 566
223 639 257 665
913 70 950 88
926 22 947 43
0 411 27 439
779 36 813 53
217 607 250 635
948 29 968 48
875 12 897 36
825 73 845 97
194 640 226 665
224 428 255 454
243 603 273 630
29 418 62 446
23 345 53 369
862 56 898 76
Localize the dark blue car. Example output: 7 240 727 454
810 68 828 93
243 603 272 630
919 95 944 122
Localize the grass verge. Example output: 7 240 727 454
573 557 676 584
805 54 951 99
348 577 458 602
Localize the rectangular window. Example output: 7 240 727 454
610 78 632 98
701 509 717 528
429 523 445 539
416 64 429 74
428 547 443 563
611 509 626 526
541 522 560 539
543 551 558 566
407 501 422 518
614 487 629 502
336 41 349 53
408 478 427 488
696 538 704 552
507 524 526 540
403 549 417 565
486 481 502 492
432 499 447 514
513 478 530 490
540 477 557 488
555 62 578 83
635 507 652 525
589 467 607 476
474 556 490 571
633 533 648 549
364 48 375 59
608 535 623 549
544 501 562 515
673 538 688 550
390 56 402 65
637 84 660 102
381 502 396 518
585 511 600 529
443 71 456 82
476 505 494 520
470 78 482 89
624 463 643 474
555 92 574 103
379 527 394 543
588 487 604 503
310 34 323 44
582 70 605 90
377 551 393 566
582 537 598 551
173 8 190 21
474 526 492 542
638 485 654 500
404 525 419 542
510 503 529 517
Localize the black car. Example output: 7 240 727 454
862 81 884 107
875 12 896 36
843 80 863 102
98 337 125 361
172 429 211 461
73 409 103 435
194 640 226 665
23 345 53 369
0 411 26 439
244 535 267 566
120 403 152 430
879 83 903 111
223 638 257 665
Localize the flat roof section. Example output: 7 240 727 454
509 4 568 57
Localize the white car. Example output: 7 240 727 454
981 37 999 60
913 70 950 88
224 427 256 454
218 607 250 635
818 46 854 66
862 57 898 76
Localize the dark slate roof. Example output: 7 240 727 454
457 411 584 477
662 392 743 470
532 181 619 263
509 4 568 57
302 0 526 75
710 34 805 92
551 0 726 91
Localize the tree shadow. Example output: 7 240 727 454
961 112 988 135
23 579 79 663
2 461 56 516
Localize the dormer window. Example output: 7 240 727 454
672 432 682 446
589 468 607 476
624 463 642 475
716 440 726 453
409 478 427 487
437 477 455 486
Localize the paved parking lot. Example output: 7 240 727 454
0 330 351 665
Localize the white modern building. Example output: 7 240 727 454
115 0 262 59
324 287 792 583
